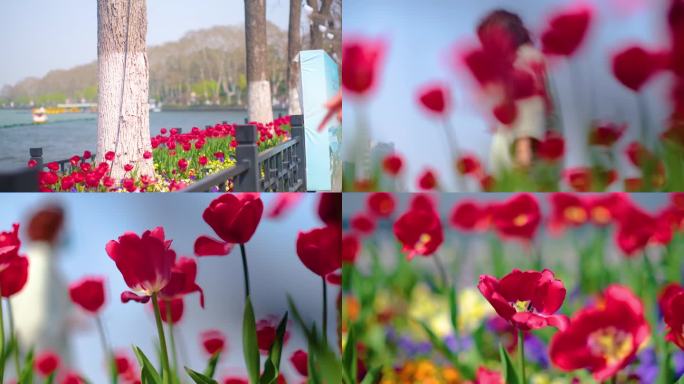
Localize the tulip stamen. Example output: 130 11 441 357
563 206 587 224
591 206 611 224
587 326 633 366
513 214 530 227
415 233 432 254
513 300 532 313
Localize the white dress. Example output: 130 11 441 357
490 45 547 175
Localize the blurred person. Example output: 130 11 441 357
477 10 553 173
13 203 72 368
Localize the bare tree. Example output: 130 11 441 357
306 0 333 50
96 0 153 178
244 0 274 123
287 0 302 115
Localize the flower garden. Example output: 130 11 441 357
342 192 684 383
29 116 292 192
0 193 342 383
343 1 684 192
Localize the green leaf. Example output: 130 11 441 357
359 366 381 384
202 352 221 379
260 311 289 384
499 343 520 384
242 296 260 384
46 372 56 384
448 287 458 334
184 367 218 384
418 321 474 379
19 347 35 384
342 325 357 384
133 346 163 384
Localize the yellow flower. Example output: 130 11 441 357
458 288 494 333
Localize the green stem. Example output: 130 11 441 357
432 252 449 290
95 316 117 384
166 302 179 384
151 294 172 384
519 330 526 384
239 243 251 299
0 299 4 384
7 299 20 375
322 276 328 346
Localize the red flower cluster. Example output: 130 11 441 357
550 285 649 381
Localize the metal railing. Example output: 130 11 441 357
181 115 307 192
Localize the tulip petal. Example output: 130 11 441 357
194 236 233 257
121 291 150 303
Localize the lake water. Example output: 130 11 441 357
0 109 280 171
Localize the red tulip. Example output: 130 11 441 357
198 156 208 166
417 169 438 191
105 151 115 161
417 84 451 115
160 257 205 307
478 269 569 331
113 352 138 379
549 285 649 381
490 194 541 242
382 154 404 176
612 46 663 92
223 378 248 384
83 150 92 160
69 277 106 313
178 158 188 170
350 213 375 235
201 329 226 355
106 227 177 303
342 37 385 96
35 350 60 376
296 225 341 277
290 350 308 376
393 207 443 260
541 5 592 57
159 297 184 324
614 203 672 255
122 178 136 192
194 194 263 256
70 155 81 166
143 151 152 159
548 193 589 230
589 122 626 147
537 132 565 162
564 167 593 192
456 155 481 176
409 193 438 214
318 193 342 226
475 366 503 384
28 159 38 168
256 317 290 354
124 164 134 172
1 256 29 298
266 193 303 219
659 283 684 350
367 192 395 218
492 101 518 125
450 200 490 231
342 233 360 264
61 371 85 384
46 162 59 171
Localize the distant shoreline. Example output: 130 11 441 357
0 106 288 112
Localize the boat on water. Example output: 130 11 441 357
32 107 47 123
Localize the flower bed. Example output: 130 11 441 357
30 116 292 192
342 192 684 383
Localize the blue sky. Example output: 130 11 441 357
0 0 292 87
0 193 334 383
344 0 673 191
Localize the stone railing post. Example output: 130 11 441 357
234 124 259 192
290 115 306 191
29 147 44 169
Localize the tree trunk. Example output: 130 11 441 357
245 0 274 123
307 0 333 50
96 0 153 179
287 0 302 115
